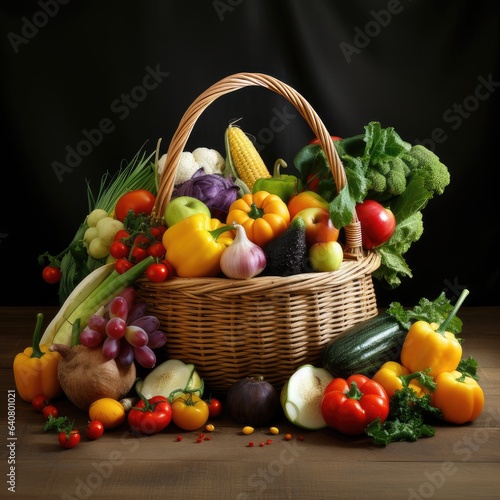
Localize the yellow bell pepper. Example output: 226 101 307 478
13 313 62 403
400 289 469 377
431 370 484 424
226 190 290 247
372 361 433 399
162 213 234 277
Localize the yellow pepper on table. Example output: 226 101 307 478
400 289 469 377
431 370 485 424
13 313 62 403
372 361 434 399
226 190 290 247
162 213 234 277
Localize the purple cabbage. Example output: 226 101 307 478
172 169 240 221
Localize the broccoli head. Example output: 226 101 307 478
367 157 409 199
402 145 450 195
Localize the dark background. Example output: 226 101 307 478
1 0 498 308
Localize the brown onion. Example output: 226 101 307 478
50 344 136 410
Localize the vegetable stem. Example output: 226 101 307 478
436 289 469 334
30 313 45 359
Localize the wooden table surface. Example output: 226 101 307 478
1 306 499 500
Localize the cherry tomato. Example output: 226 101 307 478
32 395 50 412
115 189 156 222
150 226 167 240
206 397 222 418
147 241 166 259
110 241 130 259
171 394 209 431
85 420 105 440
42 405 59 419
114 258 134 274
146 263 168 283
42 266 62 284
58 429 81 449
161 259 176 279
130 246 149 263
113 229 130 242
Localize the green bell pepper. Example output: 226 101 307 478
252 159 300 203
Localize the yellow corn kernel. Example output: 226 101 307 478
226 125 271 190
242 426 254 435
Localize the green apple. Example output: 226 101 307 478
164 196 211 227
308 241 343 272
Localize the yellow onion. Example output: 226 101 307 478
220 223 266 279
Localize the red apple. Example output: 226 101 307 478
308 241 343 272
293 208 339 246
355 200 396 249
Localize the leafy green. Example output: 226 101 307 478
387 292 464 333
457 355 480 381
294 122 450 288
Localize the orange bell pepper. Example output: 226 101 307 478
431 370 484 424
226 190 290 247
13 313 62 402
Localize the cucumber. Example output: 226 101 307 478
321 313 408 378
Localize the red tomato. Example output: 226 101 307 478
147 242 166 259
161 259 176 279
355 200 396 249
146 263 168 282
42 266 62 284
206 397 222 418
110 241 129 259
58 429 81 449
42 405 59 419
32 395 50 412
114 190 156 222
85 420 105 440
113 229 130 242
130 246 149 263
114 258 134 274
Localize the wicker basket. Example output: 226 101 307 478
137 72 381 392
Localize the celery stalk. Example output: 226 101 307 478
52 256 153 347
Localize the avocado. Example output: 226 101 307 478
262 217 308 276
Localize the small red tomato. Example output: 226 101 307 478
113 229 130 242
150 226 167 240
42 405 59 419
110 241 129 259
161 259 176 279
58 429 81 449
114 258 134 274
42 266 62 284
147 241 166 259
86 420 105 440
130 246 149 263
206 397 222 418
146 262 168 283
32 395 50 412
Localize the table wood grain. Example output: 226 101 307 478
1 307 499 500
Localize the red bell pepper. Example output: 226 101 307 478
128 385 172 435
321 374 390 435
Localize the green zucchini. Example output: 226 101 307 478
321 313 408 378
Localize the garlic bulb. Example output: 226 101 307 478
220 223 266 279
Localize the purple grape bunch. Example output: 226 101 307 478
79 287 167 368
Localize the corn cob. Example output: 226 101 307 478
225 124 271 190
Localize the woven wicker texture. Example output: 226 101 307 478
138 72 381 391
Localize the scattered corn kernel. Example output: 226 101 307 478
242 426 254 435
205 424 215 432
269 426 279 435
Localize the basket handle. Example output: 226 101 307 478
155 72 362 253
